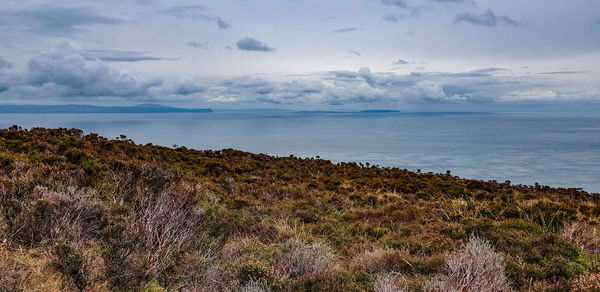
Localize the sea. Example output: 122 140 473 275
1 111 599 193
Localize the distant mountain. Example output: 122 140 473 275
0 104 213 113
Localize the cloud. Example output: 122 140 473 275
359 67 376 88
432 0 468 2
382 14 402 22
82 50 168 62
236 38 274 52
188 41 209 49
330 70 359 78
498 89 558 102
537 71 588 75
332 27 361 33
160 6 231 29
446 67 504 77
0 42 596 107
393 59 410 65
329 68 376 88
10 7 123 34
0 53 12 69
380 0 408 8
379 0 472 19
404 80 467 102
170 76 205 95
455 10 522 27
21 42 161 98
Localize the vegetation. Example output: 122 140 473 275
0 126 599 291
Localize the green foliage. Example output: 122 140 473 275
50 243 89 292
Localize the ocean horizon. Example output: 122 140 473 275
2 110 598 193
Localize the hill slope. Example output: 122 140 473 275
0 126 598 291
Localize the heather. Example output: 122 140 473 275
1 126 599 291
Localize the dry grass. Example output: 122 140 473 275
374 273 407 292
571 272 600 291
353 249 400 274
239 280 272 292
562 222 600 254
275 238 337 279
0 245 63 291
424 236 511 292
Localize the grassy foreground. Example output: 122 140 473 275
0 126 599 291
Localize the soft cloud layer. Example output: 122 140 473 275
0 0 597 110
2 42 597 109
6 6 123 35
159 6 230 29
455 10 522 26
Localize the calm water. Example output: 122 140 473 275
1 111 599 193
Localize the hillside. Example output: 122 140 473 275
0 126 599 291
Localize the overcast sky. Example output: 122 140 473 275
0 0 599 110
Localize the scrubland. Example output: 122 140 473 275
0 126 599 291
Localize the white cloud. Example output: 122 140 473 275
404 80 467 102
22 42 161 99
498 89 558 102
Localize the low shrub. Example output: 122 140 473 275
374 273 406 292
424 236 511 292
275 239 337 279
50 243 90 292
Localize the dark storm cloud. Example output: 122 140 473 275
160 6 231 29
236 38 274 52
454 10 522 27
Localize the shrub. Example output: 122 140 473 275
352 249 445 275
239 280 273 292
562 222 600 254
102 188 208 290
50 243 90 292
424 236 511 292
275 239 337 279
237 261 286 291
284 274 364 292
374 273 406 292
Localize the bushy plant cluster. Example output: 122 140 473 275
0 126 599 291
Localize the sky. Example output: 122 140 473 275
0 0 599 111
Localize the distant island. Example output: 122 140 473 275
0 104 213 113
359 110 401 113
